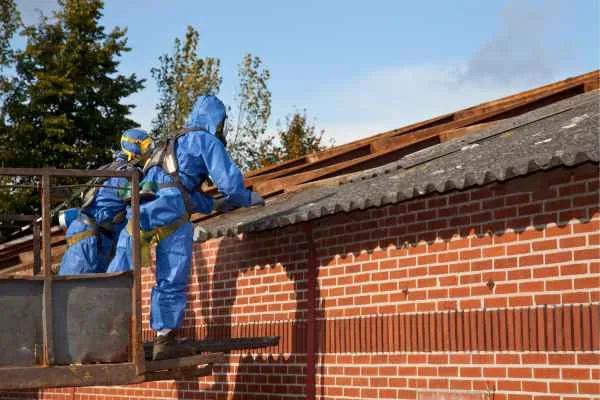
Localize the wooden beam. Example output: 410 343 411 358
41 174 54 365
208 70 598 195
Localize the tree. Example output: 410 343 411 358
151 25 221 137
2 0 143 170
258 110 329 168
227 53 271 172
0 0 20 74
0 0 21 162
0 0 143 223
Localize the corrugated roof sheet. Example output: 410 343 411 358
195 90 599 241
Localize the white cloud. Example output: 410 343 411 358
318 63 536 145
317 0 591 145
459 0 563 85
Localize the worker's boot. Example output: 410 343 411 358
152 331 197 361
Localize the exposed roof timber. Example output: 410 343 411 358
241 70 598 185
251 76 597 196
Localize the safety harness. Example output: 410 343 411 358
128 213 189 267
143 127 206 215
67 158 138 249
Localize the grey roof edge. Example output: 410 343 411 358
194 150 598 242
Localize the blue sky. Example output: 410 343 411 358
15 0 600 144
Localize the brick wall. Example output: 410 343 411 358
2 162 599 400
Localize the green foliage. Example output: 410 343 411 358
0 0 20 70
3 0 143 169
227 53 271 172
151 25 221 137
0 0 143 219
0 0 21 163
259 110 330 167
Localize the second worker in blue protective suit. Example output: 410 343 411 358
107 95 264 360
59 129 154 275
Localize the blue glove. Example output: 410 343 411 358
213 197 238 213
249 192 265 207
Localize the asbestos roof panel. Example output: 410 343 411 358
195 91 600 241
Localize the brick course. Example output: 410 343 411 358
1 163 598 399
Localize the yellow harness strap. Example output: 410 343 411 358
154 214 189 242
66 230 96 247
128 214 189 267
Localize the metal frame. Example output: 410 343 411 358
0 167 280 390
0 167 145 389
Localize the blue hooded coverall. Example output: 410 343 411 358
59 155 130 275
107 96 254 331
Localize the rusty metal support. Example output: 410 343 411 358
130 170 144 374
41 174 54 365
32 220 41 275
303 222 318 400
0 168 134 178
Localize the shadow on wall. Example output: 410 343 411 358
171 163 598 399
174 227 323 400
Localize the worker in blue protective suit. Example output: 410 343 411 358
107 95 264 360
58 129 154 275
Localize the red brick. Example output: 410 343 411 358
548 354 575 365
534 368 559 379
471 259 493 271
497 380 522 392
485 297 508 308
483 367 506 378
577 354 600 364
559 236 587 248
548 382 577 394
574 248 600 260
532 239 557 251
460 249 481 260
460 367 481 377
483 246 505 257
449 379 471 390
535 294 560 305
472 354 494 364
579 383 600 395
563 291 590 303
507 243 530 255
522 381 548 393
521 353 548 364
459 298 481 309
495 283 517 294
494 258 517 269
574 276 600 289
519 254 543 267
544 251 572 264
519 281 544 292
532 266 558 279
562 368 590 380
509 269 532 280
496 354 520 364
545 279 572 291
438 275 458 286
507 367 532 378
573 219 600 234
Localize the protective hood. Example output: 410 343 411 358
184 95 227 136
